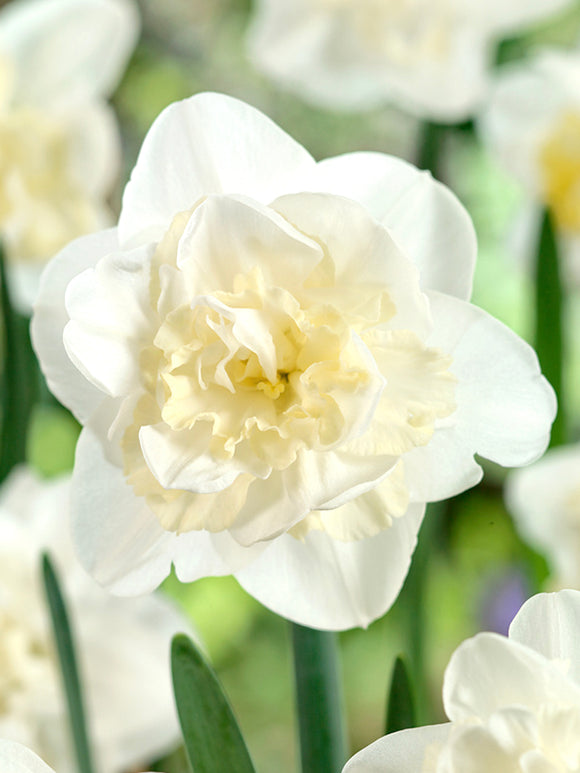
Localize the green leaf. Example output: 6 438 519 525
533 208 566 447
291 624 347 773
171 633 256 773
385 655 416 735
0 246 39 482
42 553 95 773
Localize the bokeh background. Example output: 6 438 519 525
9 0 580 770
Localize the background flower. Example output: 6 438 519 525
32 92 555 631
0 466 188 773
246 0 573 122
479 47 580 285
0 0 139 312
343 589 580 771
506 442 580 588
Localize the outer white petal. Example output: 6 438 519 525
0 0 139 107
71 425 239 594
443 631 580 722
404 290 555 504
31 229 119 422
235 502 425 630
505 444 580 585
342 724 451 772
0 742 54 773
306 153 476 300
509 590 580 688
119 93 316 246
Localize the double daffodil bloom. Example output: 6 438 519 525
33 92 555 630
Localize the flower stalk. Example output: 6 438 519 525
291 623 347 773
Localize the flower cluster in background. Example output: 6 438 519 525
0 0 579 771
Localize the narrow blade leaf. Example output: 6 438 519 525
171 633 256 773
385 655 416 735
42 553 95 773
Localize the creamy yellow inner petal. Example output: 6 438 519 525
539 111 580 232
0 107 100 263
120 201 456 542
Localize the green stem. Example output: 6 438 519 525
533 209 566 447
291 624 347 773
397 501 445 724
0 247 38 482
385 655 416 736
42 554 95 773
416 121 444 180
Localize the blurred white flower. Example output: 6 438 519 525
506 443 580 588
480 48 580 284
0 0 139 312
247 0 573 122
0 739 155 773
32 92 555 630
0 467 188 773
343 589 580 771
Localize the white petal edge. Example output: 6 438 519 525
443 630 580 722
235 502 425 630
0 741 54 773
31 229 119 422
119 92 316 247
342 724 451 773
71 423 250 594
509 589 580 688
305 152 476 301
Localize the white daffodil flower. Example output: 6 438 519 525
0 467 188 773
32 92 555 631
0 739 154 773
480 48 580 284
0 0 138 312
344 589 580 771
247 0 573 122
506 443 580 589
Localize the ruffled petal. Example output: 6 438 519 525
63 243 155 397
272 191 431 334
31 229 119 422
306 153 476 300
443 631 580 722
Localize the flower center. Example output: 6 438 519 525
0 106 100 263
539 111 580 232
